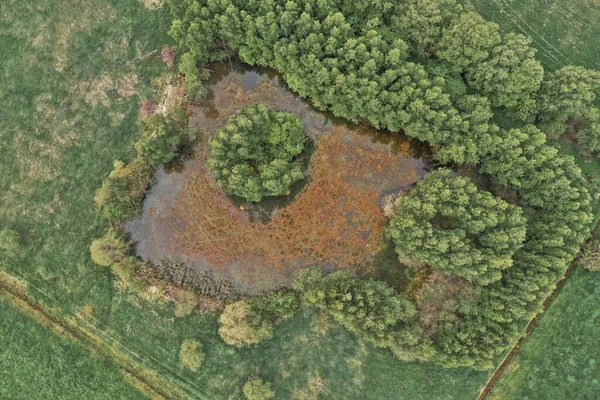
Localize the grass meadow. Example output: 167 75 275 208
487 268 600 400
0 294 146 400
470 0 600 72
0 1 490 398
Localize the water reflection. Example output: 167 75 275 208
126 61 432 294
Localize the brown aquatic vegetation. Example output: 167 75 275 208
128 66 426 292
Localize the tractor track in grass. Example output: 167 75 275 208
478 220 600 399
0 271 189 400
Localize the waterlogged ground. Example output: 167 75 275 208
127 63 429 293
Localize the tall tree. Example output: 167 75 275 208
576 107 600 153
467 33 544 118
387 170 527 285
392 0 464 53
438 11 501 72
537 66 600 137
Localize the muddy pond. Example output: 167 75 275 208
126 63 431 294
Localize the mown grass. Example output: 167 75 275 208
470 0 600 71
0 1 492 398
487 267 600 400
0 293 147 400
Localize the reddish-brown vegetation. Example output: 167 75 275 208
129 69 425 292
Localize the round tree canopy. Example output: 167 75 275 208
208 104 307 202
387 169 527 285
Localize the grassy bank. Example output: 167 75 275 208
470 0 600 71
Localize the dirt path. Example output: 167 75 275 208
478 221 599 399
0 271 192 400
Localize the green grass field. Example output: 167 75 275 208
0 294 146 400
0 1 491 398
470 0 600 71
487 267 600 400
2 0 599 398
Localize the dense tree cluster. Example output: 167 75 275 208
302 270 419 348
576 107 600 154
537 66 600 137
387 170 527 285
167 0 594 369
208 104 307 202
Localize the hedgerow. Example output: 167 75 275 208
168 0 593 368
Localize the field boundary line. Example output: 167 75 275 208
477 219 600 399
0 270 191 400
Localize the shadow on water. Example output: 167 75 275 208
126 60 435 294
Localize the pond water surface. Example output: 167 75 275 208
126 62 431 294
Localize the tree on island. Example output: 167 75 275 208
208 104 307 202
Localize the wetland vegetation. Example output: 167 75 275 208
2 0 600 398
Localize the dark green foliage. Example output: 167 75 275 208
576 107 600 154
467 33 543 116
168 0 594 369
392 0 464 53
208 104 307 202
438 11 501 72
537 66 600 138
302 270 419 348
387 170 527 285
135 113 189 167
243 377 275 400
291 266 323 292
179 339 204 372
94 158 153 222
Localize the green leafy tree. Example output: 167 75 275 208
467 33 543 116
438 11 501 72
208 104 307 202
89 230 130 267
179 339 204 372
135 113 185 167
303 270 418 347
537 66 600 138
243 377 275 400
94 158 152 222
576 107 600 153
387 170 527 285
218 300 274 347
291 266 323 292
392 0 464 53
174 290 198 317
